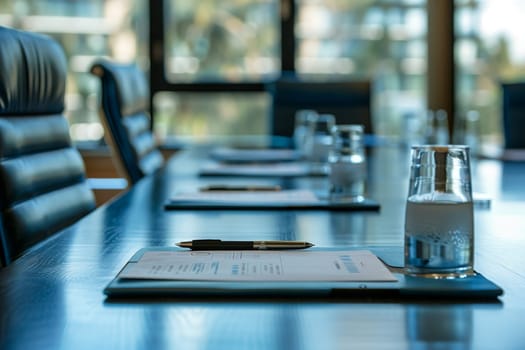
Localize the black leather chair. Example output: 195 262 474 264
267 78 372 146
90 60 164 185
0 27 96 267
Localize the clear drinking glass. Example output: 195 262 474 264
293 109 317 158
306 113 335 174
328 124 366 201
404 145 475 279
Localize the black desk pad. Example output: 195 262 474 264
104 247 503 300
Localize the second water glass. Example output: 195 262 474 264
307 113 335 174
328 124 366 201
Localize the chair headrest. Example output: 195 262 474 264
91 59 149 117
0 26 66 115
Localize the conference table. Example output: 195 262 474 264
1 143 525 349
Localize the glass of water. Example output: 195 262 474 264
404 145 475 279
306 113 335 174
293 109 317 158
328 124 366 202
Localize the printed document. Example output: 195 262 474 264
118 250 397 282
210 147 300 163
199 161 311 177
169 189 320 205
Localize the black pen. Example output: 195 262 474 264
200 185 281 192
176 239 314 250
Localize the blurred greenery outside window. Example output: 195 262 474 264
0 0 148 145
455 0 525 146
154 0 280 143
1 1 525 147
156 0 429 142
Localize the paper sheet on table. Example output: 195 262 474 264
210 147 301 163
118 250 397 282
169 189 320 205
199 161 314 177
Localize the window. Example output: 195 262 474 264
294 0 427 137
455 0 525 146
0 0 148 144
163 0 280 82
153 0 280 144
154 92 269 143
152 0 428 144
3 1 522 147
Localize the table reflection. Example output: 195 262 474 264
405 304 473 349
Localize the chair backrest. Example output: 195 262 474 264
501 82 525 149
0 26 96 267
267 78 372 144
90 60 164 185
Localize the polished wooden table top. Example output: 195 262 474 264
1 145 525 349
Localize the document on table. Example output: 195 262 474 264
118 250 397 282
199 161 314 177
209 147 301 163
169 189 320 205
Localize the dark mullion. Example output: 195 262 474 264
280 0 296 73
149 0 165 127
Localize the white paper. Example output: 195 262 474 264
169 189 320 205
118 250 397 282
210 147 300 163
200 161 311 177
